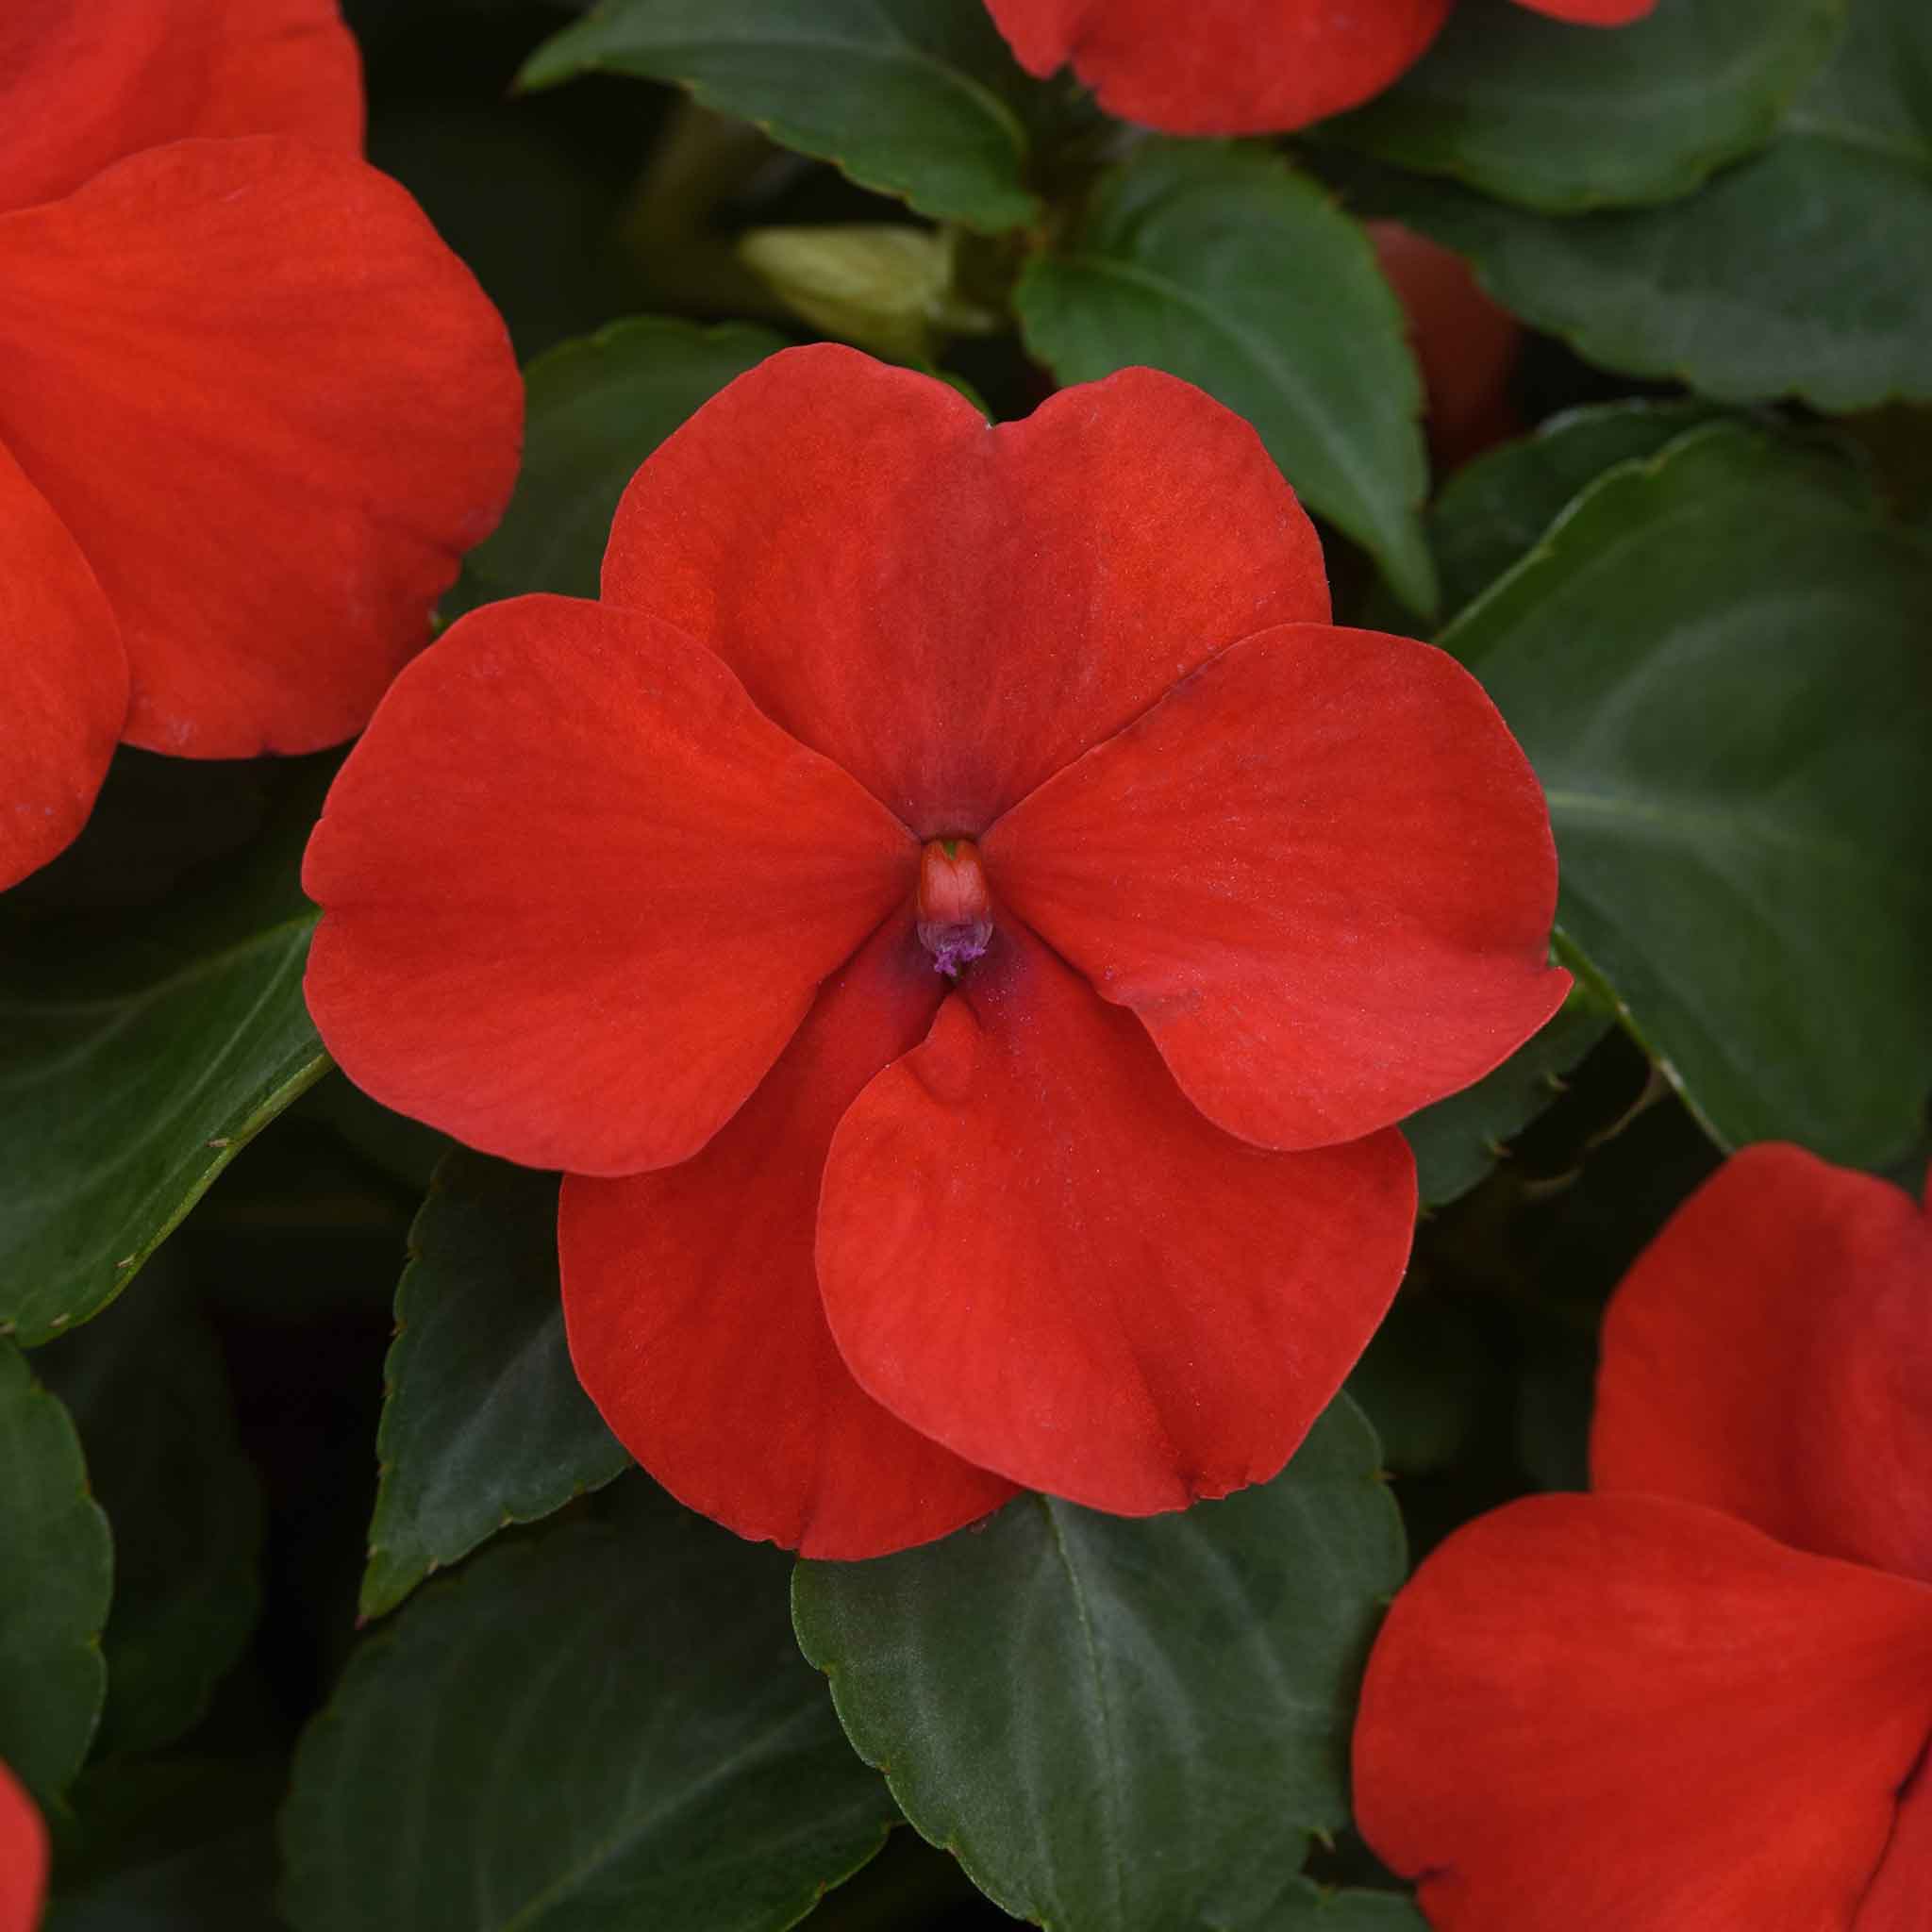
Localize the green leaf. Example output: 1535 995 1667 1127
520 0 1042 233
1257 1880 1428 1931
0 772 330 1346
1018 142 1435 613
359 1151 628 1622
1429 400 1724 617
458 315 789 610
792 1397 1406 1932
1402 984 1614 1208
284 1481 896 1931
1330 0 1842 212
1354 0 1932 408
0 1341 111 1808
1444 424 1932 1166
37 1278 261 1757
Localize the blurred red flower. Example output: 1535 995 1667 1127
983 0 1657 135
1355 1142 1932 1929
304 345 1568 1559
0 1759 44 1932
0 0 522 891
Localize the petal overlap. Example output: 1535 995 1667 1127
816 921 1417 1513
0 0 359 216
560 919 1015 1558
980 0 1455 135
1592 1143 1932 1586
1354 1492 1932 1932
306 595 917 1177
0 136 520 758
0 443 127 890
602 346 1328 836
987 624 1570 1152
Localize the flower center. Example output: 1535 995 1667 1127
915 838 993 977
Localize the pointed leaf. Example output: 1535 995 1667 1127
1331 0 1842 212
1444 425 1932 1165
1017 142 1435 613
0 1341 111 1808
520 0 1041 232
286 1481 896 1931
359 1151 628 1622
792 1396 1406 1932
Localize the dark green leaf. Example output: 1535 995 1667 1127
1402 984 1614 1208
1256 1880 1427 1931
0 1342 111 1807
1445 424 1932 1165
520 0 1041 232
792 1397 1406 1932
458 316 788 612
359 1152 628 1621
1346 1295 1489 1477
0 774 329 1346
1430 400 1723 617
1331 0 1841 212
1355 0 1932 408
1019 142 1434 613
284 1481 895 1931
37 1279 261 1757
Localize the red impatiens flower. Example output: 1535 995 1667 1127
983 0 1657 136
1354 1143 1932 1930
0 1759 45 1932
1370 222 1523 472
303 345 1568 1559
0 0 522 891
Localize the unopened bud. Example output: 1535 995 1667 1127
916 839 993 978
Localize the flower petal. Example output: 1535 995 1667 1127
1354 1492 1932 1932
1516 0 1657 22
980 0 1453 135
816 920 1416 1513
603 345 1328 837
560 919 1015 1558
0 441 126 890
1592 1143 1932 1586
1857 1756 1932 1932
0 1759 45 1932
305 595 916 1176
985 624 1569 1153
0 136 520 758
0 0 359 215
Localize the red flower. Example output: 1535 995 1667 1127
982 0 1657 136
304 345 1568 1559
1370 222 1523 472
0 0 522 891
1354 1143 1932 1930
0 1759 44 1932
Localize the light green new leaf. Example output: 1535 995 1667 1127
1020 142 1435 613
521 0 1042 232
360 1152 628 1622
284 1482 896 1932
1445 425 1932 1166
0 1342 111 1808
1331 0 1842 212
793 1397 1406 1932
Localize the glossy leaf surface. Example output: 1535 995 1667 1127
284 1481 896 1931
1333 0 1842 211
521 0 1041 231
793 1397 1405 1932
360 1152 627 1621
1017 142 1435 613
1445 425 1932 1165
